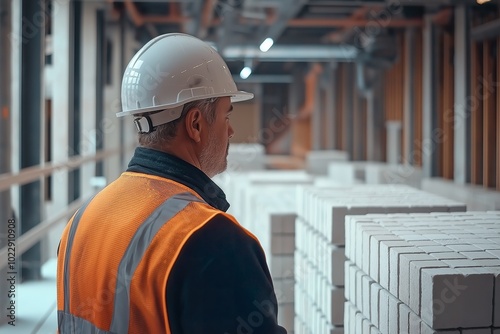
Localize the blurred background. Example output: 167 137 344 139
1 0 500 333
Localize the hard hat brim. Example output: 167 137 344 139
116 90 254 117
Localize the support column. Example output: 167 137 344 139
122 17 137 168
344 63 354 158
422 14 438 178
373 74 385 162
104 22 122 182
50 1 72 243
386 121 402 165
95 8 105 177
19 0 45 281
403 28 415 165
311 77 321 151
353 88 364 160
0 0 12 323
366 90 375 161
80 1 98 197
454 5 471 184
324 62 336 150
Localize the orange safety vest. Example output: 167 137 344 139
57 172 257 333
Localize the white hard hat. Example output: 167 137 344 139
117 33 253 133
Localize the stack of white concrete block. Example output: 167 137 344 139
365 163 423 189
252 191 297 333
327 162 370 185
422 177 500 211
294 185 466 334
306 150 349 175
344 211 500 334
226 143 266 171
216 170 315 333
224 170 314 225
327 162 423 189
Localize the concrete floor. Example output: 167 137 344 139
0 259 58 334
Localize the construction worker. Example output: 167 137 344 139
56 33 287 333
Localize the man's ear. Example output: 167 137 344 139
184 107 202 143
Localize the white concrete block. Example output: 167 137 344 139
461 251 497 260
349 264 357 307
365 234 402 275
370 283 381 328
447 244 482 252
328 161 366 185
378 289 389 334
343 302 351 334
429 252 467 260
443 258 500 268
362 318 371 334
271 255 294 279
369 238 411 282
277 302 294 333
355 269 364 313
271 213 297 234
408 310 420 334
381 245 422 291
387 293 401 334
271 235 295 255
399 303 411 334
420 268 494 329
365 163 424 188
360 228 394 271
409 260 448 316
274 279 295 304
349 218 378 262
362 274 374 318
410 240 441 247
306 150 349 175
355 311 363 334
417 245 452 253
345 261 352 300
398 253 435 304
477 243 500 251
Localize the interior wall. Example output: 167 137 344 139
230 101 260 144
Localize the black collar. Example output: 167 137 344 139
126 147 230 212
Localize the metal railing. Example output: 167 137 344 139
0 147 128 270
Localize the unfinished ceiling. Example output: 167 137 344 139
110 0 497 78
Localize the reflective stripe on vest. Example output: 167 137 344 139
59 192 204 334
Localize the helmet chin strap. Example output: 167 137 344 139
134 105 184 134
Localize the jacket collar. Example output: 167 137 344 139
126 147 230 212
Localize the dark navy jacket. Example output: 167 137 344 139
127 147 287 334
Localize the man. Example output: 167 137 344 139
56 33 287 333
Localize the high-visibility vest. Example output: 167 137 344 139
57 172 255 333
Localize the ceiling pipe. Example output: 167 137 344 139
222 44 359 61
288 18 423 28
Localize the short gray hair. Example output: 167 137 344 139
138 98 219 148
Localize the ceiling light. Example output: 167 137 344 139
240 66 252 79
477 0 491 3
259 38 274 52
